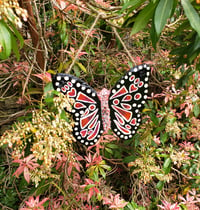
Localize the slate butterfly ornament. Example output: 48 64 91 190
52 63 150 146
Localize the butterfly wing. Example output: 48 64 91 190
52 74 104 146
108 63 150 140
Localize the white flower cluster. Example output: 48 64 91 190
0 0 28 27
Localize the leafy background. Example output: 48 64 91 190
0 0 199 209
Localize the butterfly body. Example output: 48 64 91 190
52 63 150 146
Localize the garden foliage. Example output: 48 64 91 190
0 0 200 209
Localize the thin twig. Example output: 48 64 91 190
112 26 136 65
65 12 102 73
172 167 192 179
0 110 29 126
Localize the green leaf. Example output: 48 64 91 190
8 21 24 48
105 147 113 154
193 103 200 117
131 1 158 35
121 0 146 12
44 82 54 95
149 112 159 126
84 184 95 191
181 0 200 37
123 155 136 163
163 158 171 174
154 0 174 35
156 180 164 190
150 23 159 49
160 132 168 145
76 62 87 73
0 20 12 59
11 34 20 61
106 143 119 149
99 167 106 179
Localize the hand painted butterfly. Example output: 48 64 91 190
52 63 150 146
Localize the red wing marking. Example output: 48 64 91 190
134 78 140 84
130 75 135 81
110 86 128 99
88 121 100 140
121 103 131 110
88 115 98 129
111 105 132 122
64 85 69 90
115 112 125 125
82 109 89 117
113 99 119 105
77 92 96 103
80 129 87 138
68 88 76 97
61 87 66 92
80 109 98 129
130 118 137 126
67 82 72 87
114 120 131 134
122 95 132 102
74 102 86 109
88 130 92 135
138 81 144 87
129 84 138 93
134 93 142 100
125 124 131 129
89 104 96 111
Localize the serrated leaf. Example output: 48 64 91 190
131 1 158 35
154 0 174 35
181 0 200 37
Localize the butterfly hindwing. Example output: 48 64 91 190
108 63 151 140
52 74 104 146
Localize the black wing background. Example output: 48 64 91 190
52 74 104 146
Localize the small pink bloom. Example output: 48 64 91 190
179 141 195 151
33 72 52 83
153 136 161 145
81 179 100 202
158 200 180 210
20 196 48 210
13 154 40 183
85 153 103 167
103 194 128 209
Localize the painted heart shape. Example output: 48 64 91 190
130 118 136 125
129 84 138 93
68 88 76 97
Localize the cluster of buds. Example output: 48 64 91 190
0 0 28 27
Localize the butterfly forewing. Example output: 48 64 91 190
52 74 104 146
108 64 151 140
